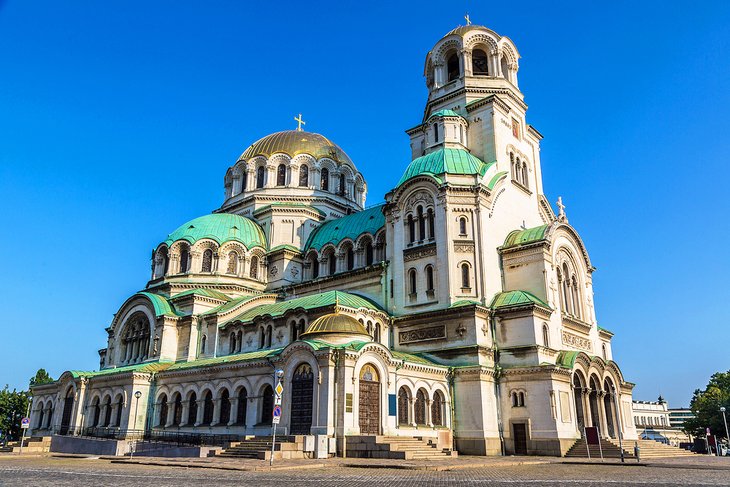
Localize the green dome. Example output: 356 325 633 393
397 148 490 187
163 213 267 249
427 109 464 120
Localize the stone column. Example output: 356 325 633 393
180 402 190 427
228 397 239 426
211 398 222 427
409 397 416 427
165 405 176 428
426 398 433 428
195 399 205 426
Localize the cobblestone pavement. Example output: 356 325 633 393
0 456 729 486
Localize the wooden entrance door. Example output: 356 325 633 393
290 364 314 434
358 364 380 435
60 390 74 435
513 423 528 455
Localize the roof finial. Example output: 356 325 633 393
464 13 471 25
294 113 306 132
557 196 568 222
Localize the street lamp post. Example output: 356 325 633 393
721 407 729 456
131 391 142 458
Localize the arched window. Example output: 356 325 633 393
200 335 206 355
261 385 274 425
461 263 470 289
159 394 168 427
415 389 427 425
258 327 265 349
338 173 346 196
179 247 190 273
397 387 409 425
265 325 272 348
432 390 444 426
291 320 299 342
277 164 286 186
425 265 434 292
417 206 425 241
236 388 247 424
366 320 372 336
121 312 151 364
571 276 581 319
510 152 516 179
256 166 265 188
241 169 248 192
365 241 374 266
447 53 460 81
519 392 526 407
219 389 231 425
522 162 529 188
346 247 354 270
249 256 259 279
202 391 214 425
542 324 550 348
427 208 435 240
472 49 489 75
374 323 381 342
320 167 329 191
602 343 607 360
408 268 417 295
201 249 213 272
187 392 197 425
227 251 238 274
459 216 467 236
327 250 336 275
91 398 100 427
299 165 309 187
311 254 319 278
236 331 242 352
115 396 124 426
433 123 439 142
229 332 237 354
501 56 509 81
407 215 415 244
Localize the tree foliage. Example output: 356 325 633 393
0 386 29 441
29 369 54 388
683 370 730 439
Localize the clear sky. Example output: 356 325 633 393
1 1 728 407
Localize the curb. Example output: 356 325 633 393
109 458 327 472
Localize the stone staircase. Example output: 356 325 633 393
346 435 456 460
0 437 51 454
566 438 695 459
212 435 305 460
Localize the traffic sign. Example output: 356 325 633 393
275 395 282 406
273 405 282 418
20 418 30 429
275 381 284 396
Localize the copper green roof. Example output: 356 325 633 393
163 213 266 249
200 295 261 316
503 225 549 249
224 290 384 326
135 292 181 317
164 348 283 371
69 362 172 379
398 148 489 187
450 299 480 308
269 244 302 254
172 288 231 301
427 109 463 120
304 205 385 251
254 203 326 217
391 350 445 367
597 325 614 336
486 170 507 190
556 350 580 368
490 290 551 310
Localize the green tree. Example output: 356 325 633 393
29 369 54 388
683 370 730 439
0 386 30 442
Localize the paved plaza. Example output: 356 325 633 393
1 455 729 486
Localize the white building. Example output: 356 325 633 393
633 397 691 446
29 22 637 457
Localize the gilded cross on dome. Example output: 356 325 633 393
557 196 568 222
464 13 471 25
294 113 306 131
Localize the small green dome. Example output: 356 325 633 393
397 148 489 187
163 213 267 249
427 109 464 120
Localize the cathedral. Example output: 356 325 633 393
29 23 638 456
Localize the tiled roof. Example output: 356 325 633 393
200 295 262 316
490 290 551 310
486 171 507 190
304 205 385 251
164 348 283 371
135 292 181 317
163 213 266 249
427 109 463 120
69 362 172 379
502 225 549 249
224 290 384 326
398 148 490 187
172 288 231 301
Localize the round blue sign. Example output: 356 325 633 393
272 405 282 417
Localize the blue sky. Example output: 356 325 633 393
1 1 728 407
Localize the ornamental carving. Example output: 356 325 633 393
403 243 437 262
561 330 592 352
399 325 446 344
454 243 474 253
405 190 434 212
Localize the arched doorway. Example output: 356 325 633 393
588 376 601 433
60 387 75 435
603 378 616 438
358 364 380 434
261 385 274 425
290 363 314 434
573 373 586 431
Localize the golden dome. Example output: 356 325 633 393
240 130 355 168
300 313 370 340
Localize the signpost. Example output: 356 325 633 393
270 369 284 466
19 417 30 453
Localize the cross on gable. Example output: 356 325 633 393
464 13 471 25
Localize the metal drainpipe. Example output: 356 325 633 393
490 311 506 456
